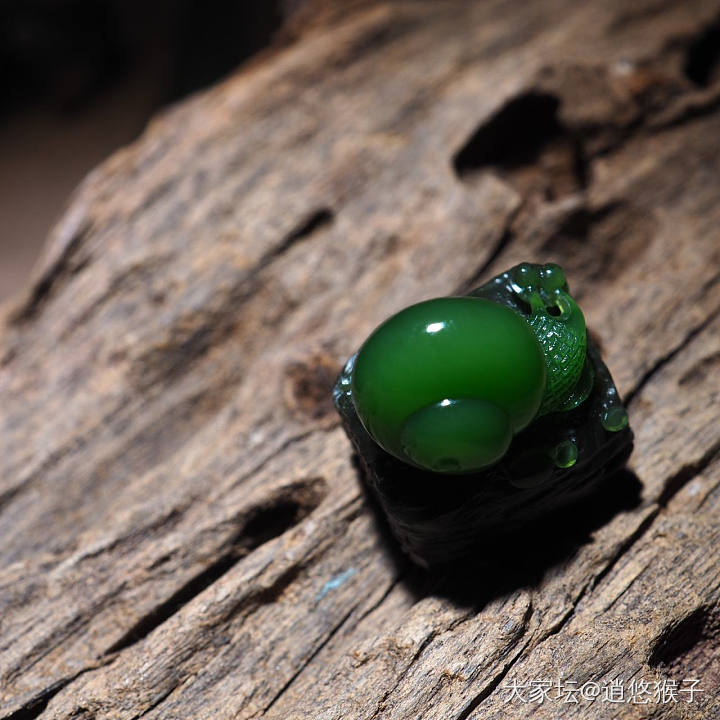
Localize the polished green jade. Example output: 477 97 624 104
510 262 591 416
350 297 546 473
349 263 595 474
335 261 634 567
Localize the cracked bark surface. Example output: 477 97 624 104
1 1 719 718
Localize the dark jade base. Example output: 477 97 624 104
333 272 634 568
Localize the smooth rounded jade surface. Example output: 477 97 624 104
350 297 547 473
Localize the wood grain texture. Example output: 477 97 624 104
1 1 719 718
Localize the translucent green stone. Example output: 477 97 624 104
552 439 578 468
602 406 629 432
512 263 589 416
350 297 547 473
400 397 513 472
332 261 635 565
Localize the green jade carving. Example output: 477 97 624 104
346 262 627 474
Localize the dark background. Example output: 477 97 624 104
0 0 291 300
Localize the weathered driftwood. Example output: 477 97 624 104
1 1 720 718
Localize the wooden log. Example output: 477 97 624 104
1 1 719 718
